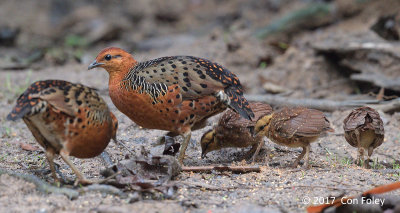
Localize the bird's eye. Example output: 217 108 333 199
259 125 266 130
104 54 112 61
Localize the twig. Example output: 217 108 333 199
178 181 240 191
245 94 400 112
0 168 79 199
181 165 260 173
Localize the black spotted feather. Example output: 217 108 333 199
123 56 254 120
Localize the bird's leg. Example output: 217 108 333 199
249 140 265 164
113 138 136 157
100 151 113 168
178 131 191 165
45 148 60 184
363 147 371 169
59 149 88 186
357 147 366 167
355 130 364 167
303 144 311 169
244 145 258 161
366 146 374 168
291 146 307 168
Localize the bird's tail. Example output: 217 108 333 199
223 87 254 120
7 94 39 121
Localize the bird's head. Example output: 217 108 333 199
110 112 118 141
88 47 137 75
200 129 219 159
254 114 273 137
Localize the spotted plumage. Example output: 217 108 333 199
343 107 384 168
89 47 254 164
7 80 118 185
201 102 272 162
255 107 333 168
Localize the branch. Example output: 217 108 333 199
181 165 260 173
0 168 79 199
245 94 400 112
177 181 243 191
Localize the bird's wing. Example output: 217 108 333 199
124 56 254 119
127 56 238 99
7 80 74 120
274 108 330 138
343 108 368 131
7 80 108 121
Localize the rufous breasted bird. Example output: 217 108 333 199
201 102 272 162
7 80 118 185
254 107 333 168
88 47 254 164
343 107 384 168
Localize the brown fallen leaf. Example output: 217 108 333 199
19 142 39 151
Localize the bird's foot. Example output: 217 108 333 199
73 172 119 186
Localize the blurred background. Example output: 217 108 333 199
1 0 399 102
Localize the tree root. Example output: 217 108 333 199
0 168 79 199
0 169 126 199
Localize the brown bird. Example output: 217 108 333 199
7 80 118 185
201 102 272 162
88 47 254 164
254 107 333 168
343 107 384 168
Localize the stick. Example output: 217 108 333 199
245 94 400 112
181 165 260 173
0 168 79 199
178 181 241 191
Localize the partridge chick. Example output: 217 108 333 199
88 47 254 164
255 107 333 168
343 107 384 168
201 102 272 162
7 80 118 185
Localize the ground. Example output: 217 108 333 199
0 0 399 212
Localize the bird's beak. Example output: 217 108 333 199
88 60 104 70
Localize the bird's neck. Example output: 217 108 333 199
108 61 138 87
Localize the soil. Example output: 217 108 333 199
0 0 399 212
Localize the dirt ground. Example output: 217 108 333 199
0 0 400 212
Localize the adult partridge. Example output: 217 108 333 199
88 47 254 164
7 80 118 185
255 107 333 168
201 102 272 162
343 107 384 168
